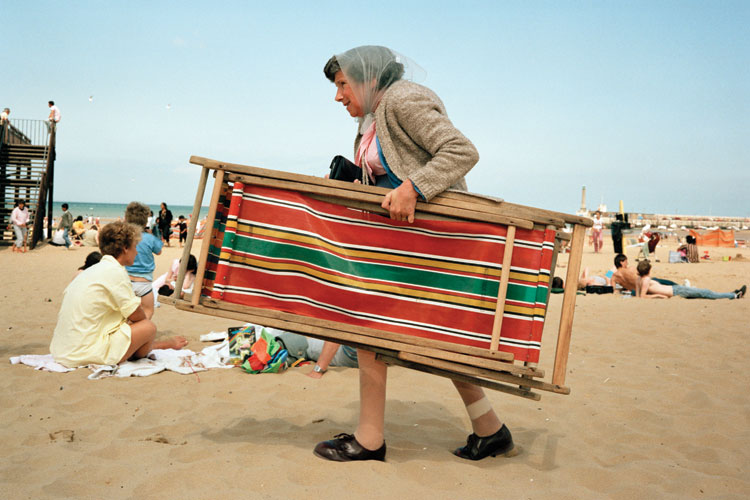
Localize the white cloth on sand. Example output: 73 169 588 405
10 354 75 373
10 341 234 379
200 330 229 342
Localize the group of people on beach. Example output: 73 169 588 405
29 202 189 251
40 45 746 468
50 201 201 366
146 203 189 248
567 252 745 300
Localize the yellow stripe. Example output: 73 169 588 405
508 271 549 284
502 304 537 316
219 252 498 310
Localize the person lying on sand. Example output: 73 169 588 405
50 221 187 368
612 254 678 293
635 259 745 300
577 267 611 289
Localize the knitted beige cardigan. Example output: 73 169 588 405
354 80 479 201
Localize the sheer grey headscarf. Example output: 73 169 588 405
329 45 424 133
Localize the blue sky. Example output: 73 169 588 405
3 1 748 216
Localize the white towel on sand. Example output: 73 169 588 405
10 341 234 379
10 354 75 373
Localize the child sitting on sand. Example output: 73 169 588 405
152 254 198 308
50 221 187 368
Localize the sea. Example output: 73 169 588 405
54 201 210 222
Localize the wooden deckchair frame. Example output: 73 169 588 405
169 156 591 401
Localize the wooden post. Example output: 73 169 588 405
552 223 586 386
191 169 225 306
547 225 561 303
46 127 55 240
175 166 210 296
489 225 516 351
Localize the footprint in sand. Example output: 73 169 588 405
49 430 75 442
143 433 187 445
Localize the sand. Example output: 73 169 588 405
1 235 749 499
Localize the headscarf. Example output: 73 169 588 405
335 45 423 133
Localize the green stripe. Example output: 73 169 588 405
227 235 545 304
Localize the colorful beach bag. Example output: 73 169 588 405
240 328 288 374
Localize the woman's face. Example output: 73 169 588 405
160 203 166 211
333 71 363 118
121 240 139 266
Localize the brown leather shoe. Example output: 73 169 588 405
453 424 516 460
313 433 386 462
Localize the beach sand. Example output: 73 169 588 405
1 235 749 499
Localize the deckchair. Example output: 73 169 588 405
168 157 591 401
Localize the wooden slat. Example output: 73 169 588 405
543 226 563 306
489 225 516 351
306 194 462 222
224 172 535 229
191 169 225 306
175 165 209 295
397 351 569 395
189 156 567 228
377 353 541 401
552 222 586 386
438 190 593 228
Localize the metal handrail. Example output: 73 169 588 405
1 119 50 146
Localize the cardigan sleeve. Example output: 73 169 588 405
385 85 479 201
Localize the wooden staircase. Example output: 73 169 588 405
1 120 55 249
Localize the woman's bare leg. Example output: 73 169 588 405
453 380 502 437
118 319 187 363
353 349 387 450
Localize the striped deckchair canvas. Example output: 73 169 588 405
202 181 556 364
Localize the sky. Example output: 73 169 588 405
3 0 748 217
